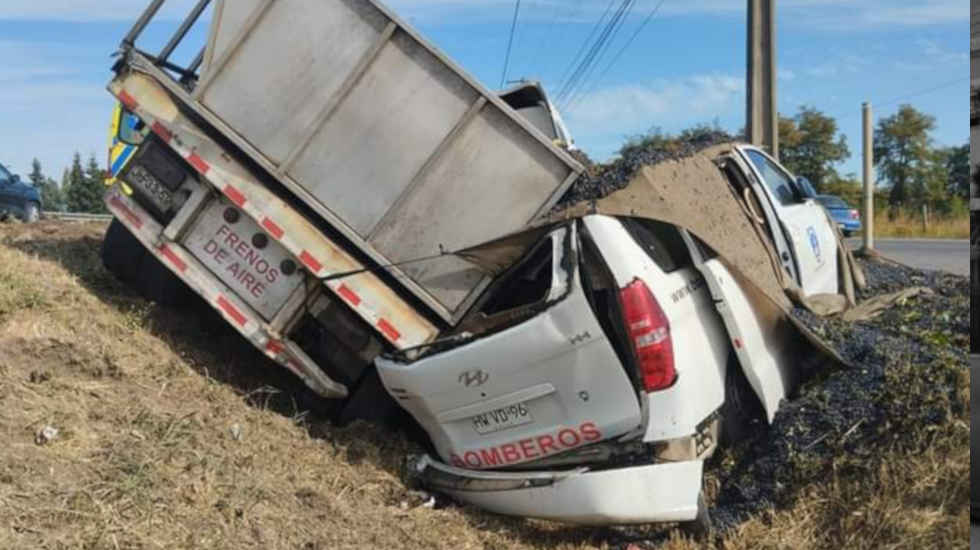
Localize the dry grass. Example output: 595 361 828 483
0 220 967 549
872 212 969 239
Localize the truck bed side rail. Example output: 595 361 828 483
122 0 211 84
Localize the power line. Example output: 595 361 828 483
556 0 618 94
564 0 647 109
500 0 523 89
575 0 668 105
834 77 968 123
557 0 636 108
565 0 638 107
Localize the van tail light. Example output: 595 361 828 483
619 279 675 392
850 209 859 220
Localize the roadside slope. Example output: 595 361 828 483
0 221 968 549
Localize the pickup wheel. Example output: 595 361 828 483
102 219 147 284
721 353 765 445
22 202 39 223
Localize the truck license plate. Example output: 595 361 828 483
183 198 304 320
471 402 533 435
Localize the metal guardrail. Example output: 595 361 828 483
43 211 114 222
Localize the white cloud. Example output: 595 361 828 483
564 74 743 154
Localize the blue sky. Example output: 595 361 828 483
0 0 968 184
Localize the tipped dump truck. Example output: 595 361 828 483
103 0 581 406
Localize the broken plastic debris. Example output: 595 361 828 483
35 426 59 445
230 424 243 441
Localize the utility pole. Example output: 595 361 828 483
746 0 778 159
861 102 874 252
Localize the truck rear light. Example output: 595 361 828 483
850 209 859 220
619 279 675 392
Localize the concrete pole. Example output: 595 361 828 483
747 0 778 159
862 102 874 251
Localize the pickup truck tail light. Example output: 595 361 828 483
850 209 859 220
619 279 676 392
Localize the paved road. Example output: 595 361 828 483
845 238 968 276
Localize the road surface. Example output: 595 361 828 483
846 238 968 276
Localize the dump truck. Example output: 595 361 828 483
102 0 582 418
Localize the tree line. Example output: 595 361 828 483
778 104 968 217
26 153 108 214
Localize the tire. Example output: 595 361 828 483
102 219 147 284
22 202 39 223
720 353 765 446
136 251 192 307
337 367 399 426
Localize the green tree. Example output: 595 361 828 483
27 158 66 211
778 106 850 192
65 152 107 213
873 105 936 207
28 158 44 187
938 143 969 200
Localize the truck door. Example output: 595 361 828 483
736 146 839 296
375 224 642 470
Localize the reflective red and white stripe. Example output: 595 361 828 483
145 116 410 346
104 188 347 398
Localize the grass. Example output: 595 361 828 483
0 220 968 549
870 211 969 239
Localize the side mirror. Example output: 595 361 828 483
10 174 21 184
796 176 817 199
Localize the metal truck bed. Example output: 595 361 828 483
117 0 584 324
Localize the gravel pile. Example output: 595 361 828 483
710 258 968 530
556 128 738 209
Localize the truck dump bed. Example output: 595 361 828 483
122 0 583 324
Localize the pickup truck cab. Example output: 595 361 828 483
376 145 838 527
0 164 41 222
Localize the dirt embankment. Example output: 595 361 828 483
0 219 968 549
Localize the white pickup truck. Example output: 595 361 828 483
377 144 840 529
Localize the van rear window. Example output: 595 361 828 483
619 218 692 273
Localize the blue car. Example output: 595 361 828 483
816 195 861 237
0 164 42 222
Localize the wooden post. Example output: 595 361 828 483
861 102 874 252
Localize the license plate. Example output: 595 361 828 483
471 402 533 435
125 163 174 213
183 199 305 320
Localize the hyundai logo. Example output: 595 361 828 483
458 369 490 388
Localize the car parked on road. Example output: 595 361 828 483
816 194 861 237
0 164 41 222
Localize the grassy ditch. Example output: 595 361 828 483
0 220 968 549
871 212 969 239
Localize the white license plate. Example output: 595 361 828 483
183 198 305 320
471 402 533 435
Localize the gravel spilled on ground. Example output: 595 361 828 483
709 257 969 530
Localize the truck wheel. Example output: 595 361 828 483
337 368 399 426
102 219 147 284
137 252 191 307
721 353 765 445
679 491 712 540
22 202 39 223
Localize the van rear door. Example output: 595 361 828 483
375 224 641 469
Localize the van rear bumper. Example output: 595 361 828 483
412 454 703 525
